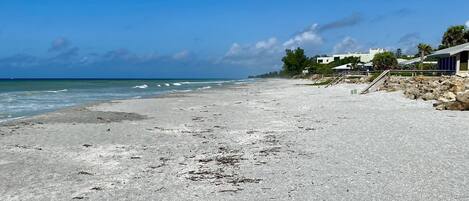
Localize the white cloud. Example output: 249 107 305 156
220 25 324 67
225 43 242 57
217 19 376 67
333 36 362 53
225 37 281 57
283 24 323 49
172 50 190 60
255 37 278 49
220 37 282 66
220 16 367 67
466 20 469 28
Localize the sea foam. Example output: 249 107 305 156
133 84 148 89
198 86 212 90
45 89 68 93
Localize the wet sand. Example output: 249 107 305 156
1 79 469 200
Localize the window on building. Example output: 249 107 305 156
460 51 468 71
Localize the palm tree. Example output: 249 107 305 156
417 43 433 70
441 25 468 49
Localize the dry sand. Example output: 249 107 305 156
1 79 469 200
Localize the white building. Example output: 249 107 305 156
316 48 386 64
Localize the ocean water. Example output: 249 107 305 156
0 79 251 122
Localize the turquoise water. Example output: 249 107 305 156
0 79 250 122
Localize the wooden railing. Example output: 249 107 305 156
338 69 455 76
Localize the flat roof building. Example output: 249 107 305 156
428 42 469 76
316 48 385 64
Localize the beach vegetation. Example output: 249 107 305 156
310 64 334 75
396 48 402 58
439 25 469 49
372 52 398 70
417 43 433 70
248 71 286 78
281 48 310 76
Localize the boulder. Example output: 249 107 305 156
429 81 439 88
449 80 465 93
368 75 469 110
422 93 435 101
439 84 450 91
404 88 420 99
434 102 446 110
456 90 469 103
442 92 456 102
443 101 469 111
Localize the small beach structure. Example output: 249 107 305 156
428 42 469 76
332 63 352 71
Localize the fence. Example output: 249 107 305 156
335 70 455 77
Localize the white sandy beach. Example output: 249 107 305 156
1 79 469 200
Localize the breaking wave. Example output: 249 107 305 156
133 84 148 89
45 89 68 93
198 86 212 90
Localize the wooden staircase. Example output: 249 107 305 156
360 70 390 94
325 73 346 88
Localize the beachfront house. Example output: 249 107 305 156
316 48 385 64
428 42 469 76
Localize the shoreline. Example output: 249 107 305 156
0 80 250 125
1 79 469 200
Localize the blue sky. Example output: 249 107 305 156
1 0 469 78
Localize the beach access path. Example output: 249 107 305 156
1 79 469 200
